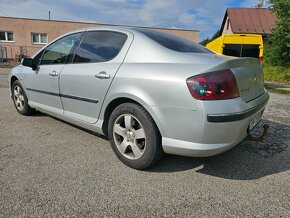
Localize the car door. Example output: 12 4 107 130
23 32 82 114
59 30 133 123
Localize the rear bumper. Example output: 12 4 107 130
154 92 269 157
207 93 269 122
162 137 241 157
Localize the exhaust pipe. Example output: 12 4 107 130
245 124 269 142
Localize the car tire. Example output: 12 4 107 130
12 80 36 116
108 103 163 169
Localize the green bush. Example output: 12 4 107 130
263 63 290 84
264 0 290 67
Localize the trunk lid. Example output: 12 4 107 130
227 57 265 103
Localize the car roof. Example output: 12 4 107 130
66 26 139 35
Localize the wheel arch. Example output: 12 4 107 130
101 97 163 137
10 76 19 92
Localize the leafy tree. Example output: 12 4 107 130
264 0 290 66
200 30 220 46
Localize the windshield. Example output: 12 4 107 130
136 28 213 54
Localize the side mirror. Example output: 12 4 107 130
21 58 38 70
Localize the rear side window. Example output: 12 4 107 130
73 31 127 63
136 28 213 54
223 44 260 58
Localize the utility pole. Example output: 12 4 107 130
48 10 51 20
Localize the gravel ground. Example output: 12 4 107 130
0 68 289 217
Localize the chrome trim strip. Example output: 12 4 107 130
26 88 99 104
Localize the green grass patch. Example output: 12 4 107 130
263 63 290 85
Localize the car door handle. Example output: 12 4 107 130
49 71 58 76
95 71 110 79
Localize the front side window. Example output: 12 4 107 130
73 31 127 63
32 33 48 44
40 33 81 65
33 49 45 65
0 31 14 42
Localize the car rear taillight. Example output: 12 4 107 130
259 56 263 62
186 69 240 100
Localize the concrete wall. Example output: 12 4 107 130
0 16 199 61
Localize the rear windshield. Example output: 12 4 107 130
223 44 260 58
136 28 213 54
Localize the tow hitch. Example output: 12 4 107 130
245 124 269 142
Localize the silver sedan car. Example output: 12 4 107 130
9 26 269 169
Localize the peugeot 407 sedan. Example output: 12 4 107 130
9 27 269 169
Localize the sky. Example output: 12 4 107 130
0 0 267 41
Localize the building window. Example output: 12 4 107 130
0 31 14 42
32 33 48 44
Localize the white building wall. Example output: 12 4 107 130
221 16 233 35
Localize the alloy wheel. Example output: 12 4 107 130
13 85 25 111
113 114 146 160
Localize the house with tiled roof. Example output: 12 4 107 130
219 8 276 43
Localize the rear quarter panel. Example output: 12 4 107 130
107 63 198 109
100 63 200 137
